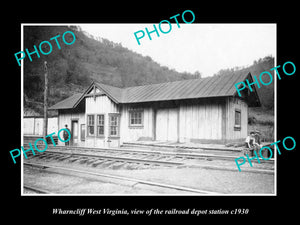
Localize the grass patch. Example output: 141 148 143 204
248 107 274 142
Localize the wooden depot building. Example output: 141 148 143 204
49 72 260 148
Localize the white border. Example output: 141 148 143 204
21 23 24 194
21 23 277 197
274 24 277 195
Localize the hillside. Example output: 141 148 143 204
23 26 274 116
23 26 197 115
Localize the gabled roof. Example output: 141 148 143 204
96 82 123 103
49 71 261 110
49 93 82 110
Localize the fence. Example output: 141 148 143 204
23 116 58 135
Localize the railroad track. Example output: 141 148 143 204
27 150 183 169
51 146 275 163
25 146 274 174
24 162 221 194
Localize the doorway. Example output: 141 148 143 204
155 107 179 142
71 120 79 146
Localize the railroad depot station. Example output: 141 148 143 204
45 71 260 148
23 72 276 195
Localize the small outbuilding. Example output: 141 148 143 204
49 72 260 147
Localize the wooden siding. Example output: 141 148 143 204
119 98 237 144
85 95 120 148
179 100 223 142
156 108 178 141
120 105 153 142
23 117 58 136
85 95 118 114
58 111 85 146
225 97 248 141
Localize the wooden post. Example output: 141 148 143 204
43 61 48 140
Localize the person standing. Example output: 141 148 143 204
63 124 71 146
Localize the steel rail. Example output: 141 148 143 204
23 184 52 194
46 146 275 164
35 150 183 166
27 149 274 174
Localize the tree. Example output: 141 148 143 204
194 71 202 79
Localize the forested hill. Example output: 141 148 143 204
23 26 273 115
24 26 197 114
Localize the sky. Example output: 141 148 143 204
79 24 276 77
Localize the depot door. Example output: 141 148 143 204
71 120 79 146
155 108 178 142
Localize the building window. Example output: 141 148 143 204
109 114 119 137
129 110 143 127
87 115 95 136
97 114 105 136
234 109 241 131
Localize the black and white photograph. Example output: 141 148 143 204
4 6 298 220
21 23 276 195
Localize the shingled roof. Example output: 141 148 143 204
49 71 260 110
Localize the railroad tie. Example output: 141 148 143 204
91 160 106 167
68 157 81 163
57 155 72 161
78 158 89 164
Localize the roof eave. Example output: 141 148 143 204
232 72 261 107
94 82 120 104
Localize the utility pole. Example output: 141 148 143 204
43 61 48 140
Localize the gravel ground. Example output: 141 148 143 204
23 156 275 195
109 167 274 194
24 167 167 194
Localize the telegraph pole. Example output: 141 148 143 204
43 61 48 140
